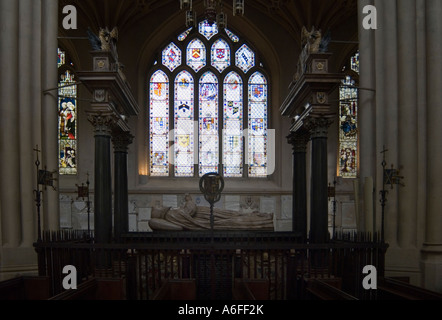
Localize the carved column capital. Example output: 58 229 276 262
305 116 334 139
87 112 117 136
112 131 134 153
287 131 310 153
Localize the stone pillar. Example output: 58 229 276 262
112 131 134 242
88 113 115 244
306 117 333 244
0 0 21 248
422 0 442 293
358 0 377 233
287 131 309 240
41 0 59 231
397 0 418 249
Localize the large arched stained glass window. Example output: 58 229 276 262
58 48 77 175
148 20 269 178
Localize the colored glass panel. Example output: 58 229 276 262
198 20 218 40
211 38 230 73
178 27 193 41
351 51 360 74
235 44 255 73
58 48 65 68
199 72 219 176
174 71 195 177
58 70 77 175
223 72 243 177
187 38 206 73
225 28 239 42
248 72 267 177
338 51 359 178
162 42 182 72
150 71 170 176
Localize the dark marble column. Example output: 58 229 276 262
287 131 309 240
112 131 134 242
306 117 333 244
88 113 115 245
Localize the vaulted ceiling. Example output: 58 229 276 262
59 0 358 46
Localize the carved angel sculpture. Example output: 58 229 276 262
87 26 119 60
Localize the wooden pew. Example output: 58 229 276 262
48 277 126 300
151 279 197 300
377 277 442 300
232 279 270 300
0 276 51 300
306 278 358 300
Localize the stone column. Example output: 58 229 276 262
112 131 134 242
358 0 377 233
306 117 333 244
41 0 59 231
287 131 309 240
0 0 21 248
397 0 418 249
422 0 442 293
88 113 115 244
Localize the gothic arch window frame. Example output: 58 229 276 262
147 20 271 179
58 47 78 176
338 50 359 179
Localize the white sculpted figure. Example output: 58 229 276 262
149 194 274 231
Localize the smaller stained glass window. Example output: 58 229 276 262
211 39 230 73
236 44 255 73
150 70 170 176
175 71 195 177
162 42 182 72
248 72 267 177
58 48 66 68
199 20 218 40
178 27 193 41
223 72 243 177
58 70 77 175
187 38 206 73
199 72 219 176
351 51 360 74
225 28 239 42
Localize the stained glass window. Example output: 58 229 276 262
178 27 193 41
199 20 218 40
225 28 239 42
149 22 268 178
236 44 255 73
174 71 195 177
150 70 170 176
199 72 219 176
162 42 181 72
58 48 65 68
187 38 206 73
58 69 77 175
248 72 267 177
223 72 243 177
211 39 230 73
338 52 359 178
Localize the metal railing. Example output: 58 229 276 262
34 230 387 300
